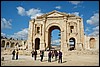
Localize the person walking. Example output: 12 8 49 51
54 50 58 61
12 49 15 60
34 50 37 60
31 50 34 60
58 50 62 63
40 50 44 62
48 50 52 62
16 49 19 60
52 50 54 58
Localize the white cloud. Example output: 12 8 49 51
68 12 83 18
26 8 43 19
1 18 12 29
93 26 99 31
51 39 60 45
69 1 81 5
1 32 6 37
89 26 99 37
16 6 26 16
89 31 99 37
55 6 61 9
87 13 99 26
16 6 43 19
9 28 28 40
72 12 79 16
73 5 85 9
85 27 90 32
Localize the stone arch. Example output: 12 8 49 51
35 38 40 50
69 37 76 50
45 23 63 50
6 42 10 48
89 38 96 49
10 42 15 48
1 40 5 47
46 23 63 32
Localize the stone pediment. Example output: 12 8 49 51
36 10 81 19
47 11 65 17
37 10 69 18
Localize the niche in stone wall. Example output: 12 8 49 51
37 27 40 33
70 26 74 33
68 22 77 34
89 38 96 49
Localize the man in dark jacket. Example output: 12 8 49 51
34 50 37 60
48 50 52 62
12 49 15 60
16 49 19 60
40 50 44 62
54 50 58 61
58 50 62 63
31 50 34 60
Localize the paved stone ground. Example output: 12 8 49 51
1 52 99 66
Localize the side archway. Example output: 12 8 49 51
89 38 96 49
69 37 75 50
35 38 40 50
6 42 10 48
1 40 5 47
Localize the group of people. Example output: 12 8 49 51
12 49 62 63
48 50 62 63
31 50 44 62
31 49 62 63
12 49 19 60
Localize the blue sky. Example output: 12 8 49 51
1 1 99 44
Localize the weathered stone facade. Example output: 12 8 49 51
1 10 99 56
27 10 86 54
84 35 99 50
1 39 27 50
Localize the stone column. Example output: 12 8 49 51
76 19 80 50
28 19 35 51
60 31 64 54
63 16 68 53
40 18 46 50
66 21 70 50
4 41 7 49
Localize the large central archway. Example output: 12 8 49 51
48 26 61 50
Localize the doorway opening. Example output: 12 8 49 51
89 38 95 49
69 38 75 51
35 38 40 50
48 26 61 50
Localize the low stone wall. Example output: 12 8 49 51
65 49 99 56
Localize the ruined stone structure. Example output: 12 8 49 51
1 39 27 50
84 35 99 50
1 10 99 56
28 10 85 53
28 10 99 54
